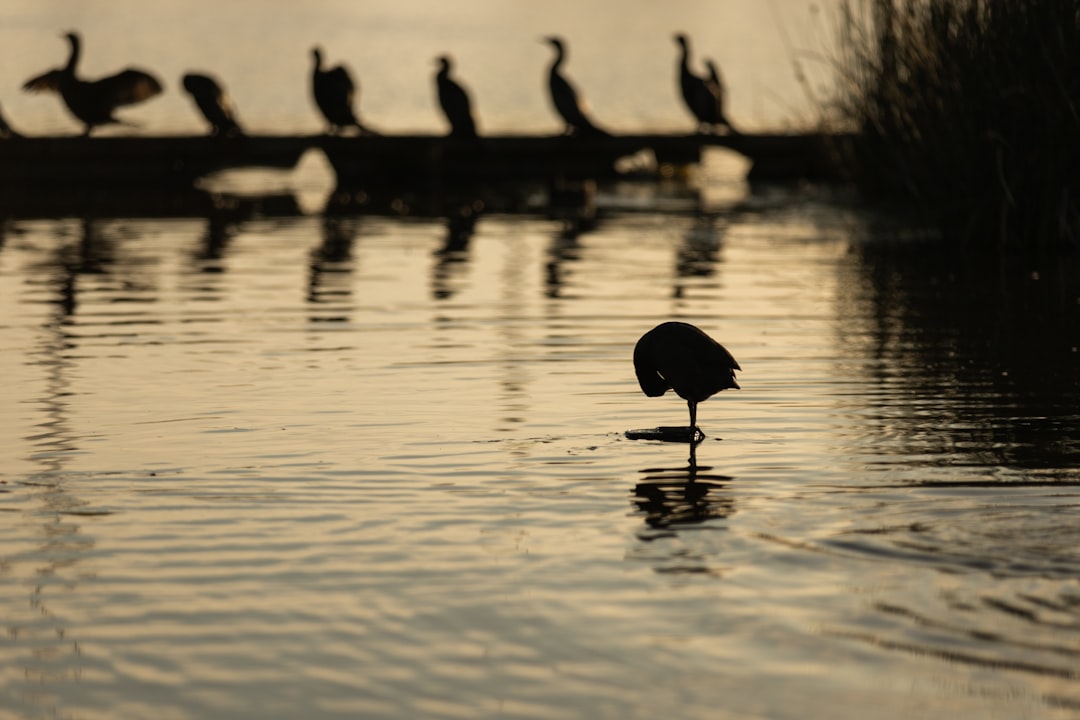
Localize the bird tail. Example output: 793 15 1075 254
578 120 611 138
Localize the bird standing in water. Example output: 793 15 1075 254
633 321 740 438
311 47 374 135
182 73 243 137
674 34 735 134
542 36 610 138
22 31 163 135
434 56 478 138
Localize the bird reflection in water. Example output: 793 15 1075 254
676 215 724 281
307 214 358 317
544 216 591 299
633 454 734 530
432 201 482 300
37 218 116 319
190 196 257 269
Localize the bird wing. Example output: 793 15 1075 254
22 68 65 93
551 73 587 126
328 66 355 94
90 68 164 106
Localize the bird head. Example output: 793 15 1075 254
673 33 689 49
435 55 452 71
542 36 564 52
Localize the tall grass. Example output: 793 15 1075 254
835 0 1080 250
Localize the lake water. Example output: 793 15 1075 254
3 2 1080 719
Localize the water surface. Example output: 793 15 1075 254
3 2 1080 718
2 187 1079 718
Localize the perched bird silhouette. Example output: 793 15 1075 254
22 31 163 135
311 47 373 135
634 321 740 434
542 36 610 138
674 34 735 134
435 56 478 138
182 73 243 137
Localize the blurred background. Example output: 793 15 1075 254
0 0 841 135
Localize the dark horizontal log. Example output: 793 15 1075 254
0 131 855 189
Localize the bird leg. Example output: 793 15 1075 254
688 400 703 443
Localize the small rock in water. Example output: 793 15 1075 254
625 426 704 443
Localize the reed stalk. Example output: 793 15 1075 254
835 0 1080 250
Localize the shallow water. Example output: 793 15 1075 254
2 181 1080 718
4 2 1080 718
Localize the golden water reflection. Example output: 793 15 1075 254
1 195 1079 718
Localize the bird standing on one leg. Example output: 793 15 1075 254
633 321 740 440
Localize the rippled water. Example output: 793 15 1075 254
2 180 1080 718
3 2 1080 718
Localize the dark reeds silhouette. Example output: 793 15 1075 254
542 36 610 138
311 47 375 135
0 103 21 138
633 321 740 438
674 34 735 134
182 73 243 137
22 32 163 135
837 0 1080 249
434 56 478 139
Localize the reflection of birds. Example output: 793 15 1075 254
435 56 478 138
634 321 740 433
542 36 610 138
22 32 163 135
182 73 243 136
674 34 735 134
0 103 21 138
311 47 373 135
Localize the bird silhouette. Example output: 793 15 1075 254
633 321 740 436
22 32 163 135
182 73 243 137
435 56 478 138
674 34 735 134
542 36 610 138
311 47 373 135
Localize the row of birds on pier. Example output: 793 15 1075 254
6 31 737 138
